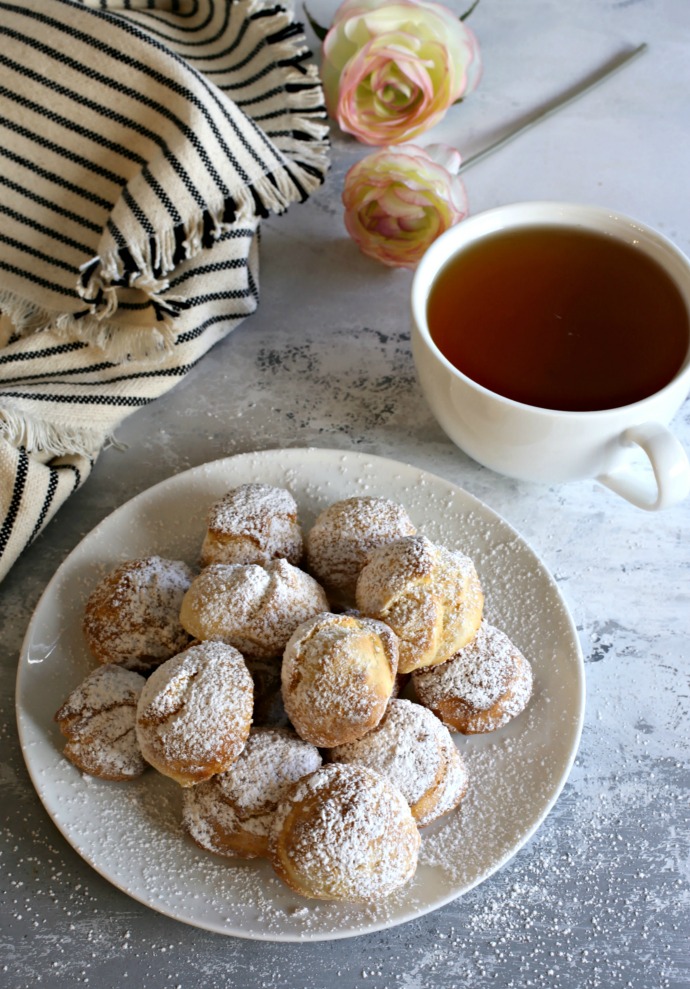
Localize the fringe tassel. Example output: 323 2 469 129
245 0 331 187
0 286 177 363
0 400 108 458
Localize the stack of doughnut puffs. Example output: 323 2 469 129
55 484 533 904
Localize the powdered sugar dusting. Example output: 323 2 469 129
201 483 303 567
432 735 470 818
413 620 534 732
136 641 253 784
305 495 417 599
419 733 544 886
330 697 467 825
179 559 328 658
82 555 194 672
270 763 421 902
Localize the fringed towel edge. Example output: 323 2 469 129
0 286 178 362
0 398 112 459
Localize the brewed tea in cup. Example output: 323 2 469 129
411 202 690 509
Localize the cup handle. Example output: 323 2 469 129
597 422 690 510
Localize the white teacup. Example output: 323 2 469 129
411 201 690 510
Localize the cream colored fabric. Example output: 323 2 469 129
0 0 329 582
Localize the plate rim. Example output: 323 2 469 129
15 446 586 941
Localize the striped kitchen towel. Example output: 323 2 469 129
0 0 329 584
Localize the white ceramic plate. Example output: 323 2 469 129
17 448 585 941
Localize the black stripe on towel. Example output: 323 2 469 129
27 466 59 546
0 447 29 557
0 391 152 408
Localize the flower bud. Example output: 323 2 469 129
342 143 468 269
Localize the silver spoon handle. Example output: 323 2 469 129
458 42 648 173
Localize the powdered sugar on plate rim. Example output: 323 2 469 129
16 448 585 942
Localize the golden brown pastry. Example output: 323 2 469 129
182 728 322 859
200 483 303 568
329 697 468 826
305 496 417 605
269 763 420 902
55 664 147 781
281 611 399 747
412 620 533 733
82 556 194 673
135 641 253 786
356 535 484 674
179 559 328 659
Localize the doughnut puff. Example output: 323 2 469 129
55 664 146 781
281 612 399 747
136 641 253 786
200 483 303 568
329 697 468 826
179 559 328 659
269 763 420 902
305 496 416 604
82 556 193 673
356 535 483 674
412 621 533 733
182 728 321 859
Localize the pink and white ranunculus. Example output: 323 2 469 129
322 0 481 145
342 143 468 268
